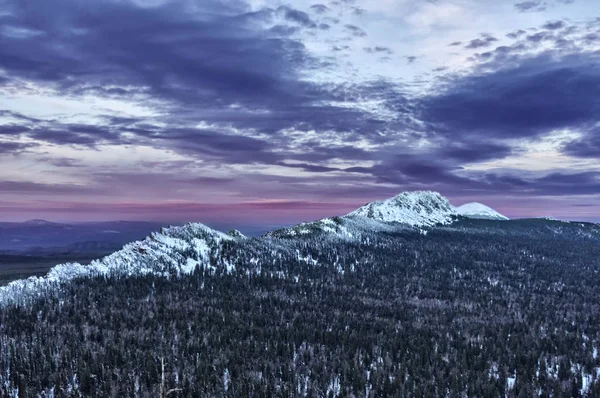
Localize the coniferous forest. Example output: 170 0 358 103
1 218 600 397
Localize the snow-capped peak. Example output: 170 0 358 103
347 190 457 227
455 202 508 220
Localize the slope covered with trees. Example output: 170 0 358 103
1 218 600 397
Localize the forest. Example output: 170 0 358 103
1 218 599 397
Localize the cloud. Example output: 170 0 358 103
0 180 101 195
1 0 599 222
514 1 546 12
278 6 317 28
418 52 600 141
507 29 527 39
273 162 340 173
0 0 315 116
309 4 329 14
562 127 600 158
0 0 417 164
344 24 367 37
0 124 32 135
364 46 393 55
526 31 554 43
30 125 122 147
465 34 498 49
332 45 351 51
0 141 38 154
141 128 282 164
543 20 566 30
352 7 366 16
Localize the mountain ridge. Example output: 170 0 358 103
2 190 594 306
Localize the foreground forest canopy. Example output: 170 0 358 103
1 216 600 397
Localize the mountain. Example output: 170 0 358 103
347 190 457 226
0 220 164 251
0 223 238 305
2 190 597 307
268 191 458 239
22 219 62 226
456 202 508 220
2 191 600 396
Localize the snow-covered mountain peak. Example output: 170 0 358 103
347 190 457 227
455 202 508 220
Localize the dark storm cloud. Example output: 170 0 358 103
418 52 600 141
0 141 38 154
0 0 317 114
0 0 416 164
0 119 124 148
136 127 283 165
439 142 515 163
0 124 31 135
531 172 600 195
291 142 375 163
562 127 600 158
26 125 123 147
342 153 600 197
2 0 598 211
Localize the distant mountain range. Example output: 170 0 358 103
0 220 165 252
455 202 508 220
1 190 597 306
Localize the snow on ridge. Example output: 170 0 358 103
456 202 508 220
0 222 234 306
347 190 457 227
0 192 514 306
269 191 459 238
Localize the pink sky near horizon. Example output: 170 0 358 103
1 195 598 225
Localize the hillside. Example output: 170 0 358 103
0 191 599 397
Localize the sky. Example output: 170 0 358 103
0 0 599 226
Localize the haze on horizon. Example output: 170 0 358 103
1 0 599 226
